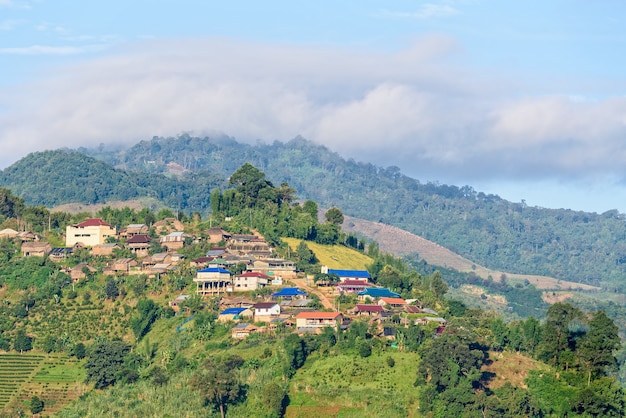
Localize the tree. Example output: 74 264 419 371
104 277 119 300
538 302 582 367
358 341 372 358
229 163 274 207
262 382 286 417
579 310 620 386
130 298 160 341
324 207 344 225
190 356 244 418
30 395 44 414
13 329 32 353
85 340 131 389
430 271 448 298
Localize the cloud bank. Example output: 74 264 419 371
1 36 625 188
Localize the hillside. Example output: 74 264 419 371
0 164 624 416
342 215 599 292
2 135 626 288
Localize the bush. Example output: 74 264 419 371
358 341 372 358
30 395 44 414
386 356 395 367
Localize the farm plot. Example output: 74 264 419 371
16 355 87 415
0 354 45 411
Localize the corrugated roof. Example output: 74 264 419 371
220 307 247 315
296 311 342 319
328 269 371 279
356 304 384 312
272 288 307 297
253 302 278 309
197 267 232 274
379 297 406 305
358 288 400 298
77 218 111 227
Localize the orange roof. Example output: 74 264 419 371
77 218 111 227
379 297 406 305
295 311 342 319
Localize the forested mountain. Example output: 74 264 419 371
0 149 223 211
2 134 626 288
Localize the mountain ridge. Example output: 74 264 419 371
2 134 625 287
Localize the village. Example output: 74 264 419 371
1 217 448 342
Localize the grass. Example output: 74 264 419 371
482 351 547 390
282 238 373 270
286 349 419 417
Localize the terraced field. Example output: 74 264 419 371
0 353 86 415
0 353 45 410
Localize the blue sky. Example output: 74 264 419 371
1 0 626 213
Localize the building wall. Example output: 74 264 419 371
66 225 116 247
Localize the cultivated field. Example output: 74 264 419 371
0 353 86 415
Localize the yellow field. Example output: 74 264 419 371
282 238 373 270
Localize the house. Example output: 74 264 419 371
91 243 119 257
233 272 271 291
227 234 271 256
159 231 189 251
272 288 307 300
249 258 296 279
119 224 149 239
295 311 343 332
169 294 190 312
252 302 281 320
153 218 184 234
48 247 74 261
17 231 38 242
353 304 385 317
126 234 151 257
219 296 255 309
323 267 371 282
336 279 371 293
218 307 253 322
66 218 116 247
206 247 227 258
112 258 138 274
357 288 401 301
207 228 231 244
415 317 448 326
378 297 407 309
0 228 19 239
190 256 214 268
231 323 258 339
69 263 97 282
194 267 232 295
404 305 422 314
21 241 51 257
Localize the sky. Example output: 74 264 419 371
1 0 626 213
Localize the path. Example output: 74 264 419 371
289 276 336 310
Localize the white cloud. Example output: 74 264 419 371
0 44 107 55
380 3 460 19
0 0 31 9
0 19 23 30
0 36 625 192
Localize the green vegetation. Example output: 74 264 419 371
0 162 624 416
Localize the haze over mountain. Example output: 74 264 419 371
1 2 626 213
2 134 626 290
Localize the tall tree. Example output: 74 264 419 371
539 302 582 367
579 310 620 386
190 356 244 418
324 207 344 225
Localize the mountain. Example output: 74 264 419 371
3 134 626 288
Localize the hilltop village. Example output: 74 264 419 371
0 164 624 417
7 215 447 342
